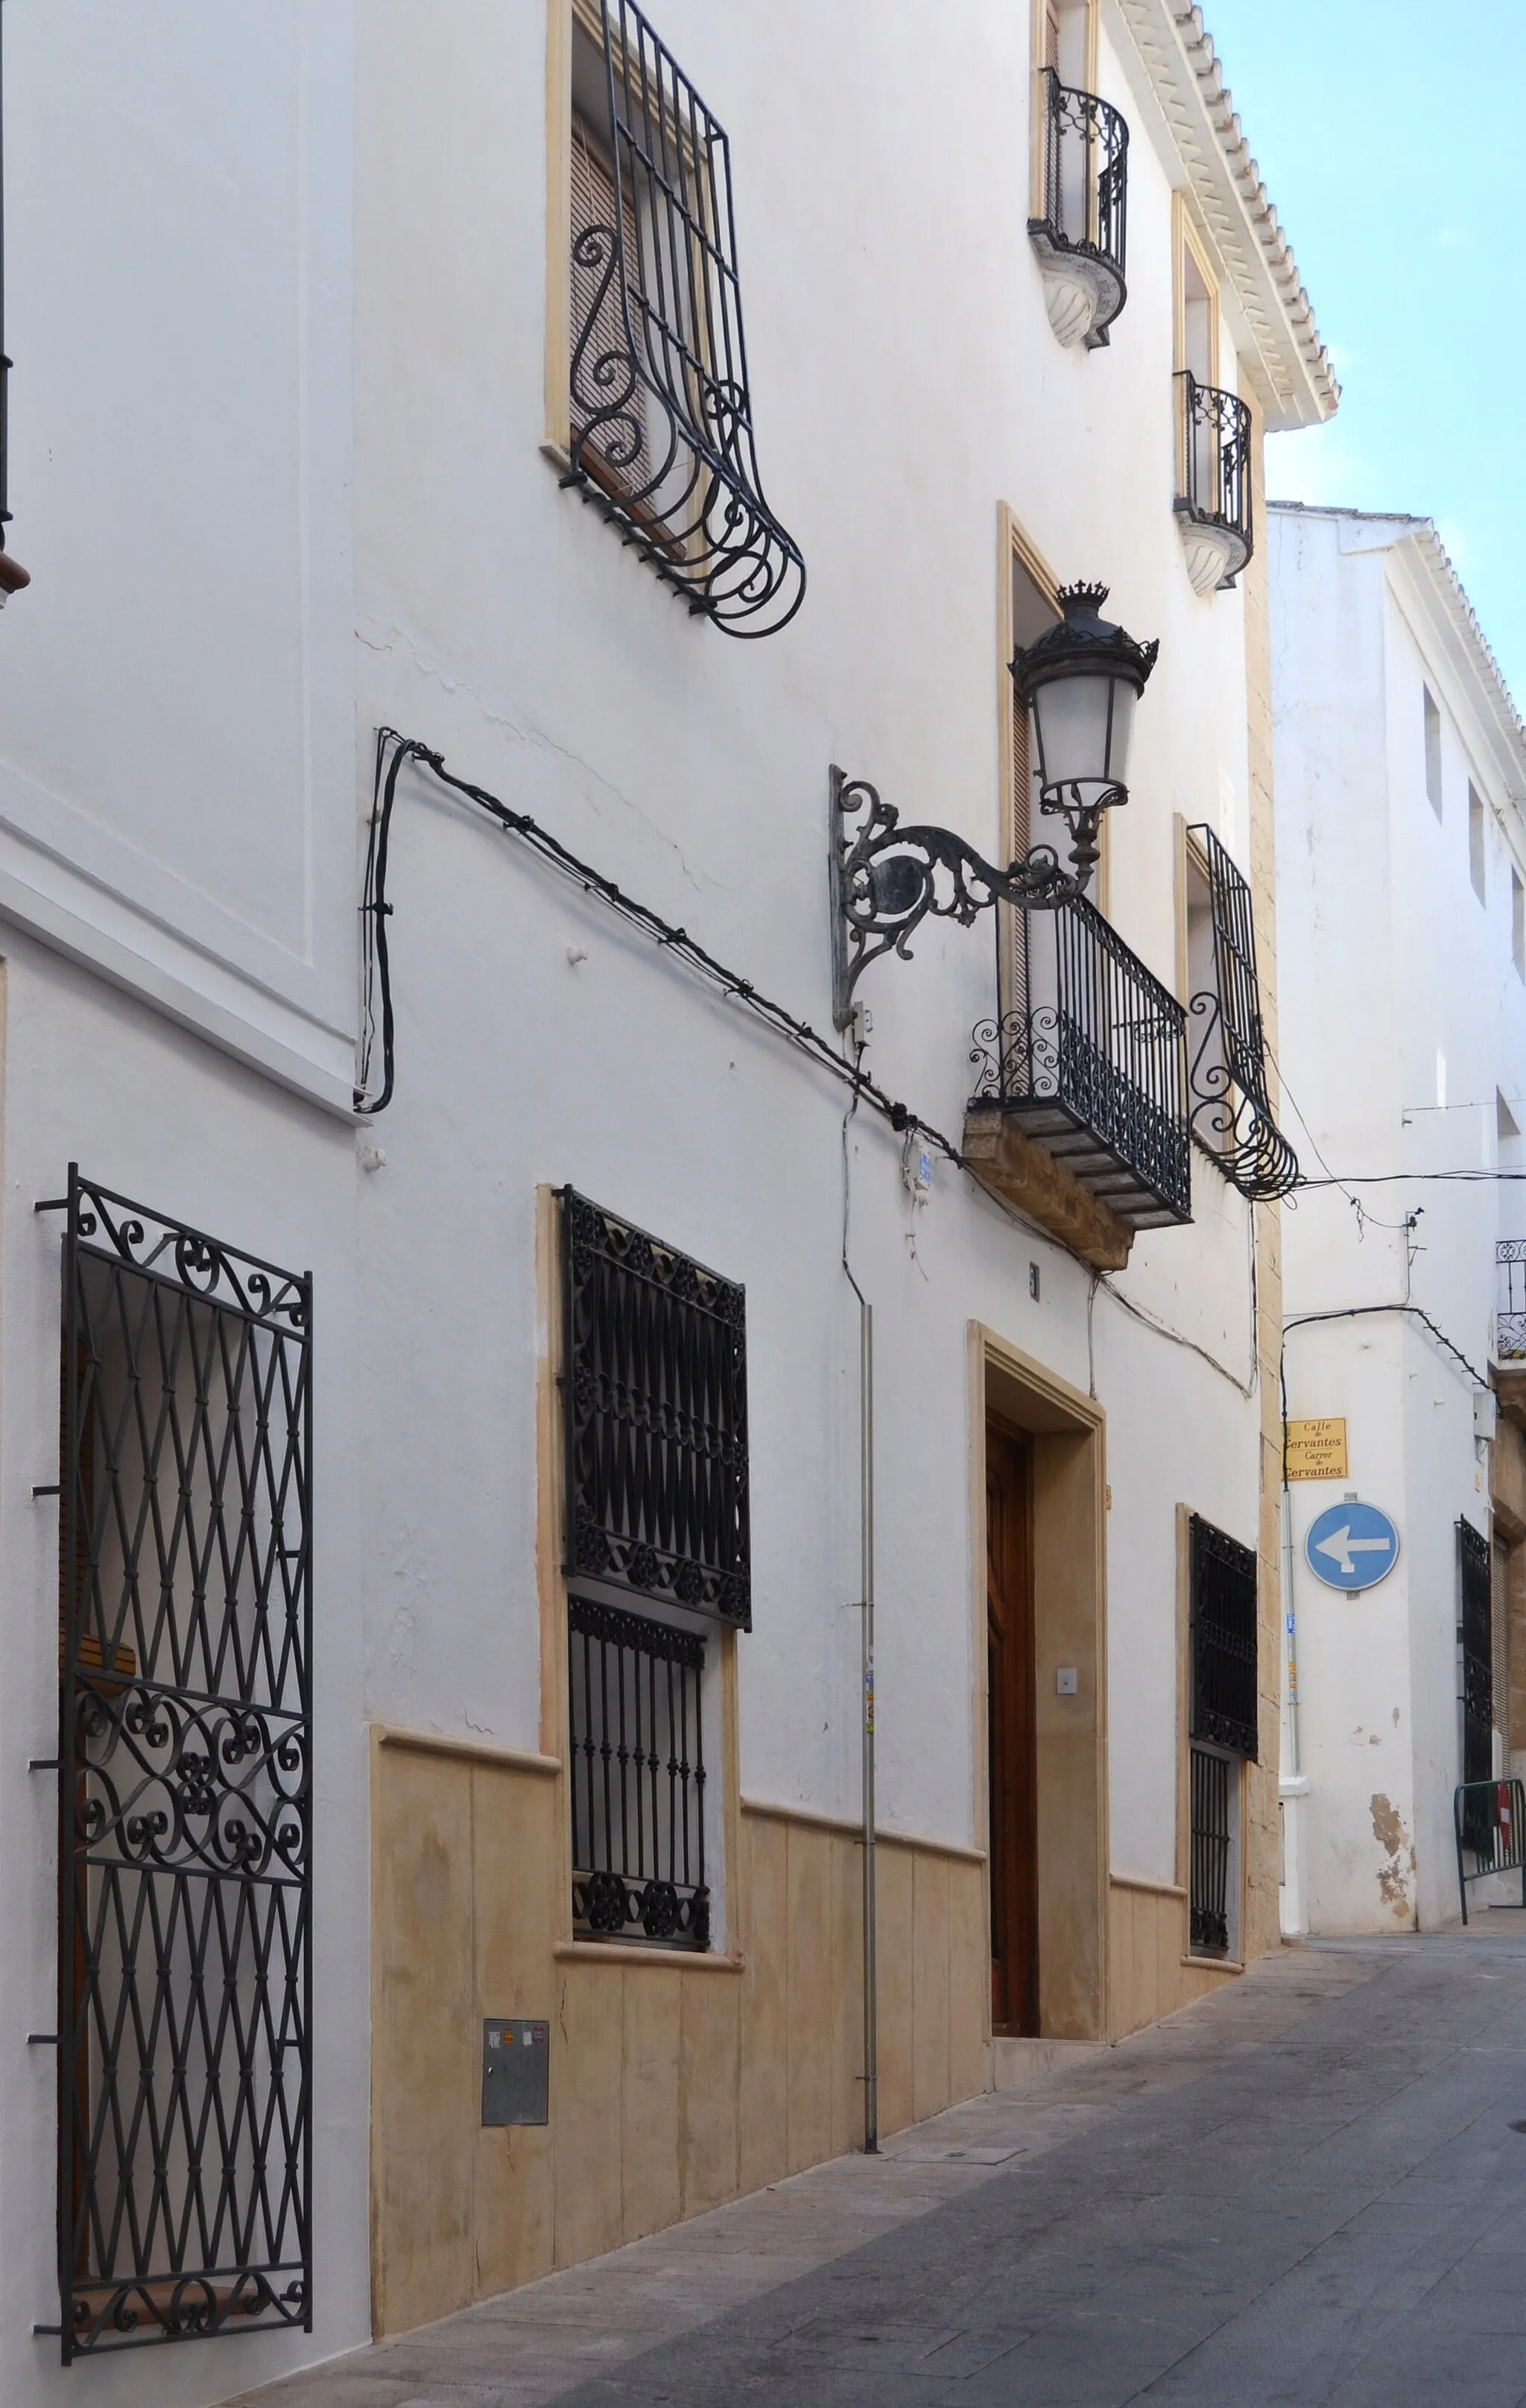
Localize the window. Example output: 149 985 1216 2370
1188 1514 1257 1959
569 1594 709 1947
1514 870 1525 980
53 1170 311 2361
560 1188 746 1952
1171 199 1251 594
997 511 1063 1032
560 1187 750 1628
1181 823 1299 1199
1459 1518 1493 1843
1470 780 1487 902
554 0 803 635
1423 685 1443 817
1027 0 1126 349
0 0 27 597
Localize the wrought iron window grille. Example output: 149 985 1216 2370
1188 1744 1232 1954
1188 1512 1258 1762
1497 1239 1526 1362
1185 824 1299 1203
568 1591 709 1949
0 0 28 598
1174 372 1253 593
561 1186 750 1631
1459 1517 1493 1828
968 893 1192 1229
563 0 804 636
43 1167 311 2363
1028 69 1128 348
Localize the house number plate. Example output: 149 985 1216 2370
481 2018 550 2126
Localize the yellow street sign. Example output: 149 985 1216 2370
1285 1417 1348 1482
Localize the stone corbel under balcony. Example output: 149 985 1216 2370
1028 227 1127 351
1174 503 1250 598
962 1107 1136 1271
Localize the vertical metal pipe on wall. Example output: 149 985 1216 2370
859 1296 878 2154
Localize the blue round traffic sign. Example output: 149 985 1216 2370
1304 1501 1400 1593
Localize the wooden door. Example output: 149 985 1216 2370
987 1422 1038 2034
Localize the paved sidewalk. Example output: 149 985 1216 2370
234 1927 1526 2408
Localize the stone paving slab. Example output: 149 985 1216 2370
229 1942 1384 2408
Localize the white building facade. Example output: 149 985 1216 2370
0 3 1328 2397
1270 503 1526 1938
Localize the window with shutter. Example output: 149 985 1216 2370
569 117 650 499
557 0 803 634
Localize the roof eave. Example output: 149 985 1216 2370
1110 0 1338 433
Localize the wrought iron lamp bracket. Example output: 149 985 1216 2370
829 766 1100 1030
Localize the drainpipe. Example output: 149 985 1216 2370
1281 1480 1299 1779
857 1295 878 2153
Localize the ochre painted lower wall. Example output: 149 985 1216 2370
370 1731 987 2339
1107 1876 1238 2042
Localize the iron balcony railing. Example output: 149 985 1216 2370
1028 69 1129 345
1174 372 1253 585
969 894 1190 1228
1498 1240 1526 1360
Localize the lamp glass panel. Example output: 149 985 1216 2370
1032 671 1138 794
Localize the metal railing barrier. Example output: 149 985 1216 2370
1453 1778 1526 1924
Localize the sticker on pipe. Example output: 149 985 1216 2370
1304 1501 1399 1594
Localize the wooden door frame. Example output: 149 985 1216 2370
970 1325 1108 2044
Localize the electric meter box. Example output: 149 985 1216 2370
481 2018 550 2126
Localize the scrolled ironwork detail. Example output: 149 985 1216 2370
1185 826 1300 1203
563 1189 749 1630
1174 372 1253 592
56 1166 311 2362
563 0 804 636
831 767 1090 1030
1028 72 1129 348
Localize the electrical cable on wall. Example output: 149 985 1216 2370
357 727 1275 1392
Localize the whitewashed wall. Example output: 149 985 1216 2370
1271 503 1526 1934
0 0 1277 2396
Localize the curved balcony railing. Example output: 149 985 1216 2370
1174 372 1253 595
969 894 1189 1229
565 0 805 636
1185 825 1299 1201
1498 1240 1526 1361
1027 70 1128 349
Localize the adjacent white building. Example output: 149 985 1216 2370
1270 502 1526 1936
0 3 1329 2398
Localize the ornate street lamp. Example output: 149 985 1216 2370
830 581 1159 1028
1012 582 1159 882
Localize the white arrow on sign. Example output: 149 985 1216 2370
1314 1525 1393 1577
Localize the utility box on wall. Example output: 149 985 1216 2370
481 2018 550 2126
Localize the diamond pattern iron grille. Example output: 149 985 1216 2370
1188 1513 1258 1761
54 1168 311 2360
562 1188 749 1630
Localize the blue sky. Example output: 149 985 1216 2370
1203 0 1526 709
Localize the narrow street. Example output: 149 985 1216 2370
236 1927 1526 2408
